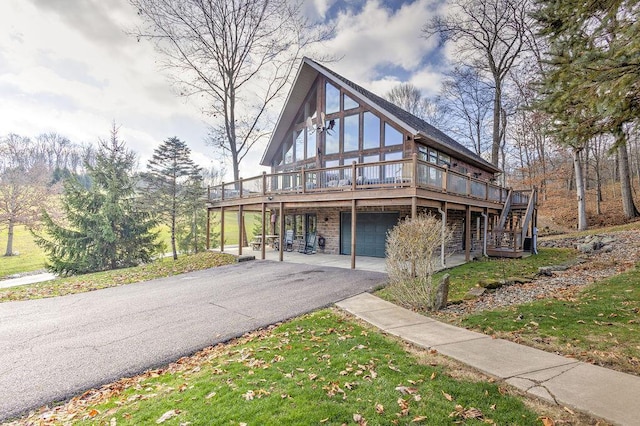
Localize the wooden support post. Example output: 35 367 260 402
206 209 210 250
238 206 243 256
279 202 284 262
220 206 225 252
261 202 266 260
412 152 418 187
465 205 471 261
442 165 448 193
411 196 417 220
351 199 357 269
262 172 267 196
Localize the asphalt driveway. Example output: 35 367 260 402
0 260 387 421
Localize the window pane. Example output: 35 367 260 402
438 153 451 166
417 145 428 162
384 151 403 181
324 118 340 155
343 114 359 153
363 112 380 149
361 155 380 180
344 94 359 110
306 128 316 159
284 142 293 164
295 129 304 162
384 123 403 146
344 157 358 179
325 82 340 114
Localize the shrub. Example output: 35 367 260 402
385 214 453 311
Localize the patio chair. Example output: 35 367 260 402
299 232 316 254
284 229 294 251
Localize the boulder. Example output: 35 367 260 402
465 287 486 299
434 273 450 310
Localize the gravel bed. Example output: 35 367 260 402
440 229 640 316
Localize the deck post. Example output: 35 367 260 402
262 172 267 196
279 202 284 262
206 208 210 250
351 161 357 191
412 152 418 187
465 205 471 261
351 199 357 269
221 182 225 201
438 202 447 268
411 196 417 220
238 206 243 256
442 165 448 193
261 202 266 260
220 206 225 252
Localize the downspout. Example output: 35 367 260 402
438 207 446 268
481 211 488 257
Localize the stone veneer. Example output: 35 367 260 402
276 205 490 257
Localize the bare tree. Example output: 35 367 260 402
438 66 493 156
0 134 52 256
424 0 531 167
131 0 329 183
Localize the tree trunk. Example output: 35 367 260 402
491 84 502 166
618 143 640 219
4 219 14 256
171 214 178 260
573 148 588 231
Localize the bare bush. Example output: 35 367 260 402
385 214 454 311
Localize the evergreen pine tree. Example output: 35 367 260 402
33 124 160 276
142 137 202 259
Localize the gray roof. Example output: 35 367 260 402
261 57 501 174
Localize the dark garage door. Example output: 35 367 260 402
340 212 399 257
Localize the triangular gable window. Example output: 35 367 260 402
343 94 359 110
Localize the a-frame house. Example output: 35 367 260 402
206 58 537 268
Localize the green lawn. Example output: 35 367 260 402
210 211 262 246
0 252 236 303
25 310 577 426
0 225 47 277
456 264 640 376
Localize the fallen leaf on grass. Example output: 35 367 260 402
538 416 555 426
353 413 366 425
375 403 384 414
88 409 100 418
156 409 179 424
442 390 453 401
412 416 427 423
563 406 575 415
205 391 216 399
395 386 418 395
243 390 255 401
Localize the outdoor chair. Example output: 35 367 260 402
298 232 316 254
284 229 294 251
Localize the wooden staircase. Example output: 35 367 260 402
487 188 537 258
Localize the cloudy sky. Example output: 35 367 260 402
0 0 448 179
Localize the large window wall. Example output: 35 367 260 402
273 77 408 173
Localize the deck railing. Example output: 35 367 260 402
208 155 518 204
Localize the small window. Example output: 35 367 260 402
363 112 380 150
306 128 316 159
344 94 359 110
325 82 340 114
324 118 340 155
429 148 438 164
294 129 304 162
384 123 403 147
438 153 451 166
284 143 293 164
343 114 359 153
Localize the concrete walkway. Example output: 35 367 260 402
337 293 640 426
0 272 56 289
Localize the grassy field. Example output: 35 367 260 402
17 310 590 426
0 252 236 303
209 211 262 247
0 211 261 278
0 225 47 277
456 264 640 376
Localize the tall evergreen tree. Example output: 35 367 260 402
143 137 202 260
534 0 640 221
33 124 160 276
